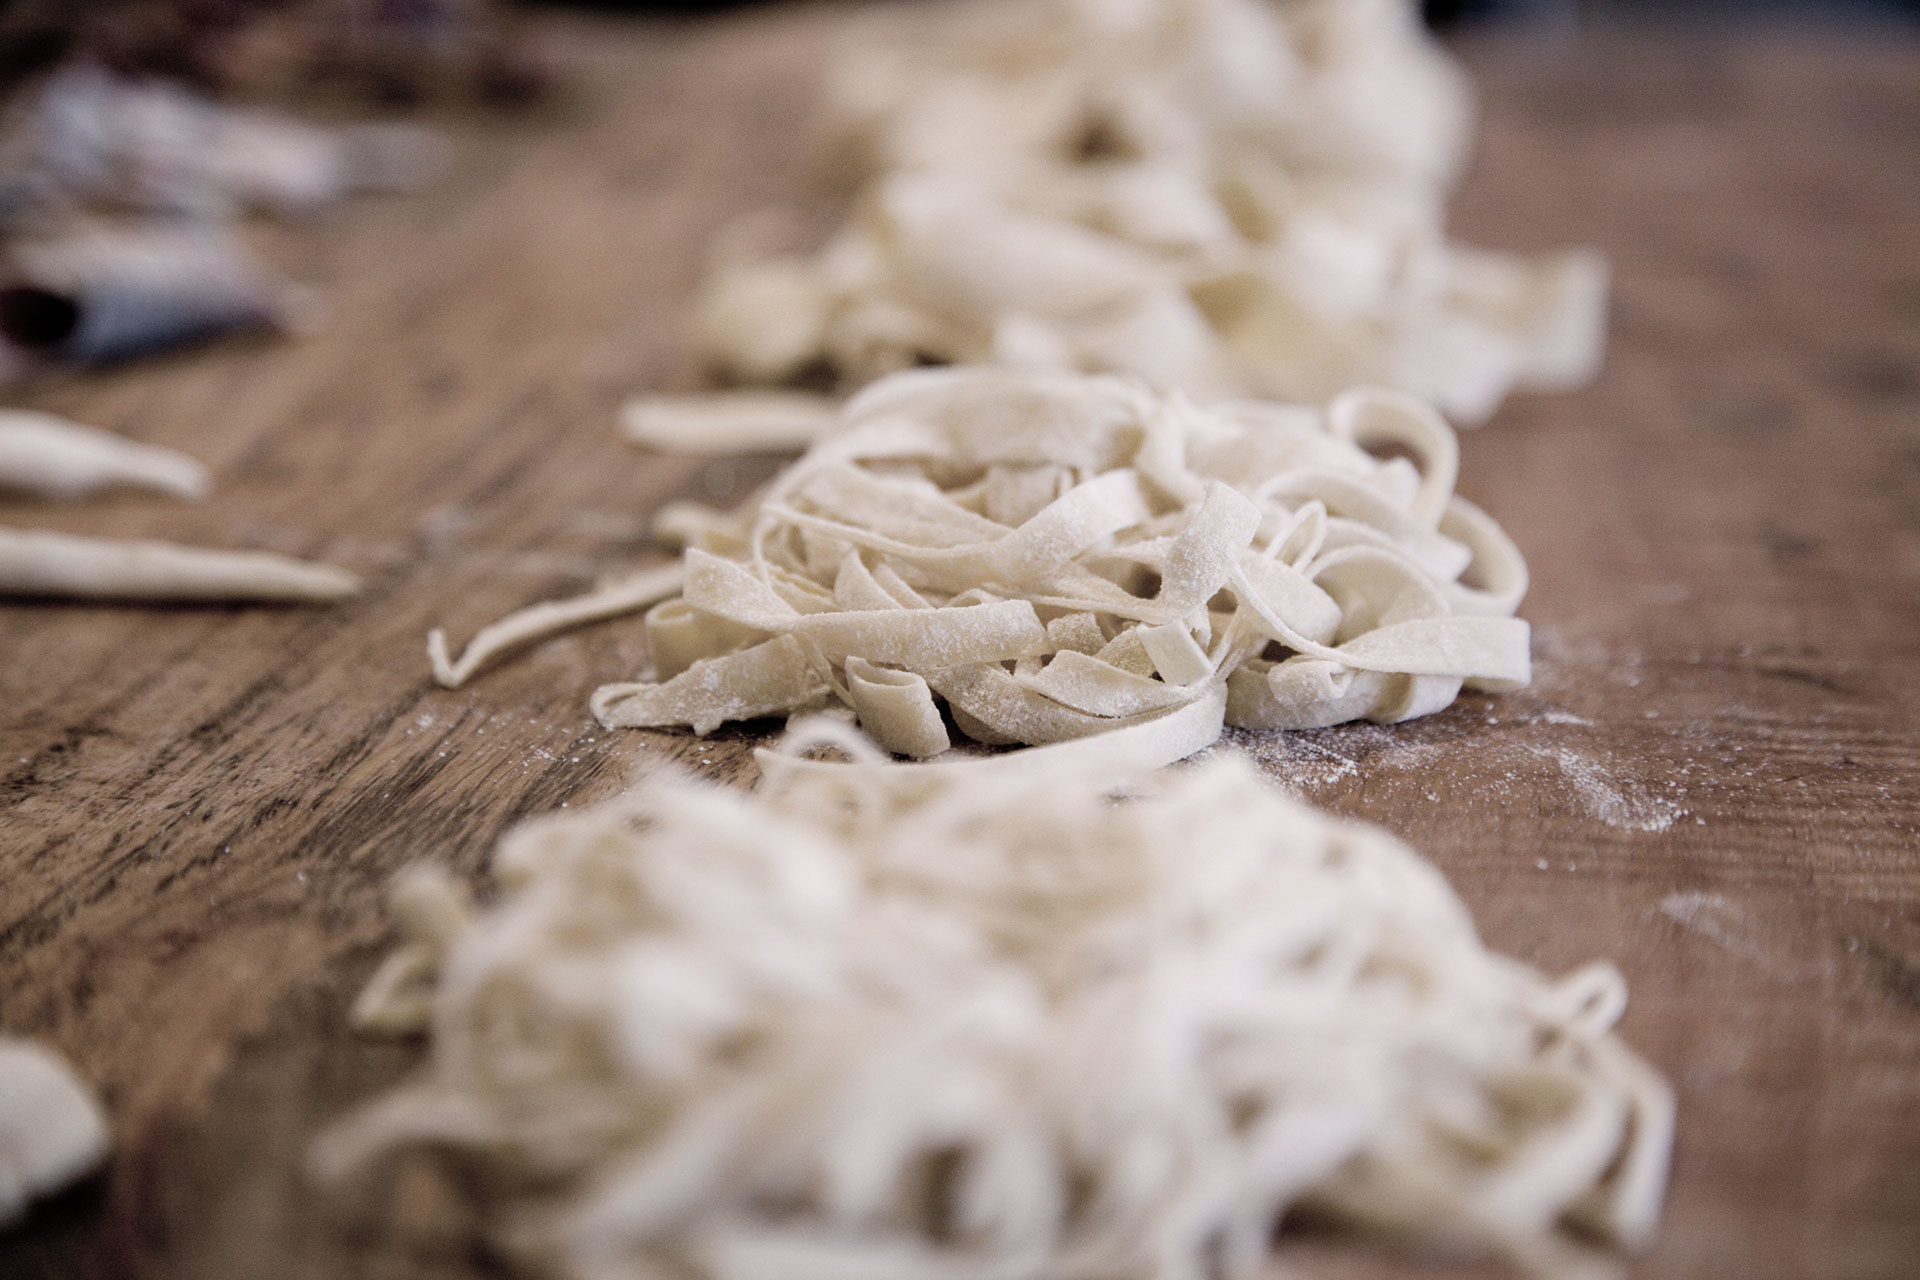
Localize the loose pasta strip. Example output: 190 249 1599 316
0 411 209 500
0 1038 110 1228
0 528 358 602
429 563 684 688
320 730 1672 1280
621 392 841 455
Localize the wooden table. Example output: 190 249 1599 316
3 9 1916 1278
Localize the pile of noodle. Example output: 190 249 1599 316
697 0 1606 425
319 722 1672 1280
436 368 1530 761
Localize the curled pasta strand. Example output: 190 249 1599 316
429 564 684 688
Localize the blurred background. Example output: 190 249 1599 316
0 0 1909 379
0 0 1914 1276
1424 0 1920 23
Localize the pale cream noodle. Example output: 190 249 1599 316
317 721 1672 1280
0 1038 110 1228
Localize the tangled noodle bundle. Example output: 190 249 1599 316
699 0 1606 424
438 368 1530 760
319 724 1672 1280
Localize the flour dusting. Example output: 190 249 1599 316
1221 727 1360 791
1222 712 1691 836
1541 747 1681 832
1658 892 1821 980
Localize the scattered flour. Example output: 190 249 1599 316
1657 892 1824 981
1223 711 1690 836
1219 727 1360 790
414 504 475 551
1539 746 1682 833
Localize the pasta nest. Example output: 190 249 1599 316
698 0 1606 423
321 724 1672 1280
592 367 1530 760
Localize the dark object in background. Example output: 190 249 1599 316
0 3 482 385
1425 0 1920 25
1425 0 1566 20
3 62 448 224
0 224 308 371
0 0 557 105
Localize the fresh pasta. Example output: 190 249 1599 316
0 410 360 604
695 0 1605 424
622 392 842 456
434 368 1529 759
318 722 1672 1280
0 410 209 500
0 528 361 602
0 1038 109 1228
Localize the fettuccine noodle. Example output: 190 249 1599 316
0 527 361 602
0 410 209 500
434 368 1529 760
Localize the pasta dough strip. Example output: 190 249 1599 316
592 634 831 735
430 564 685 688
0 411 209 500
844 657 951 759
0 1038 110 1228
0 527 358 602
622 392 842 455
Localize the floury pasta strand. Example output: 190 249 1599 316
694 0 1607 426
0 410 209 500
0 528 361 602
317 723 1673 1280
0 411 359 603
433 368 1530 760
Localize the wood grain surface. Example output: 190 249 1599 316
2 8 1917 1279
